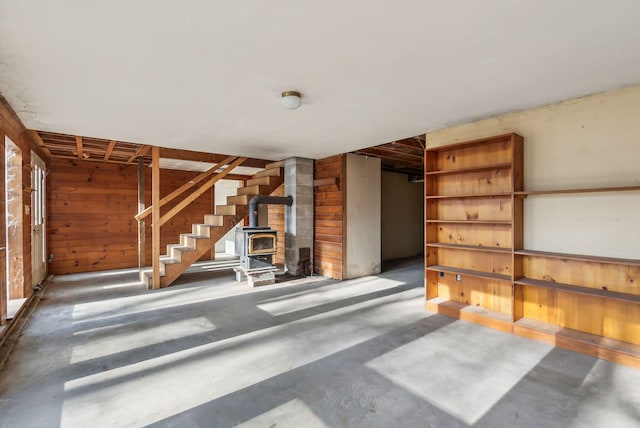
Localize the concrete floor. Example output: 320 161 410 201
0 257 639 428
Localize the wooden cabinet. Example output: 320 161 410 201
424 133 640 368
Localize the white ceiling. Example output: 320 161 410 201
1 1 640 160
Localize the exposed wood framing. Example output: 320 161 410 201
104 140 116 161
127 145 150 164
75 136 83 160
136 155 237 221
159 157 247 226
151 146 160 289
137 157 146 269
350 134 425 175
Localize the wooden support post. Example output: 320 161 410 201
137 157 146 268
152 147 160 289
0 131 6 325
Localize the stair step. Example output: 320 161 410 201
246 175 279 187
216 205 237 215
168 244 196 261
265 160 285 169
254 167 281 178
227 194 251 205
181 234 210 247
203 214 224 226
237 185 269 196
159 256 180 265
193 223 220 237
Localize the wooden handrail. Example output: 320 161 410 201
135 155 237 221
159 157 247 226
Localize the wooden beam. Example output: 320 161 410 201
158 147 269 169
104 140 116 161
26 130 53 159
152 146 160 290
137 157 146 269
367 144 424 160
135 155 236 221
160 157 247 226
127 145 150 164
76 136 83 160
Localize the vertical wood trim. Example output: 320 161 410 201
75 136 83 160
340 155 346 280
152 146 160 289
0 131 6 325
137 157 146 268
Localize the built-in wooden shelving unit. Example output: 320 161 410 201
424 133 640 369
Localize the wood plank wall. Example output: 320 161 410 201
313 155 345 279
267 184 285 266
48 159 215 274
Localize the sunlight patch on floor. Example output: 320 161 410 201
237 398 328 428
366 322 551 425
70 317 216 363
257 277 405 316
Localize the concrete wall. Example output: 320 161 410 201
381 171 423 261
345 154 381 278
426 85 640 259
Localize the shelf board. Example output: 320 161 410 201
426 242 512 254
426 264 511 282
425 133 516 152
425 162 512 176
514 317 640 369
426 297 513 333
426 192 512 200
514 277 640 304
515 185 640 197
514 249 640 267
426 219 512 225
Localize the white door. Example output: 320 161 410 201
31 153 46 286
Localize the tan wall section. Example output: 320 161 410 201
48 159 214 274
313 155 345 279
345 153 381 278
381 171 423 261
426 85 640 259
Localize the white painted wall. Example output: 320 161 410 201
345 154 381 278
381 171 423 261
426 85 640 259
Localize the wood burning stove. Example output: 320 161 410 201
235 226 278 271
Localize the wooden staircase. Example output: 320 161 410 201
140 165 284 288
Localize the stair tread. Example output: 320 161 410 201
159 257 180 264
168 245 196 252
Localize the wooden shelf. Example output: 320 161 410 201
426 242 512 254
426 297 513 333
515 185 640 196
426 264 511 282
514 249 640 267
514 318 640 369
424 133 514 152
426 219 512 225
425 162 512 176
426 192 512 200
515 277 640 304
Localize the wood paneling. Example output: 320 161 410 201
268 184 285 266
314 155 345 279
48 159 215 274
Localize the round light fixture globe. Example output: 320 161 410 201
281 91 302 110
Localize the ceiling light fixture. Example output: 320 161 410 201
281 91 302 110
